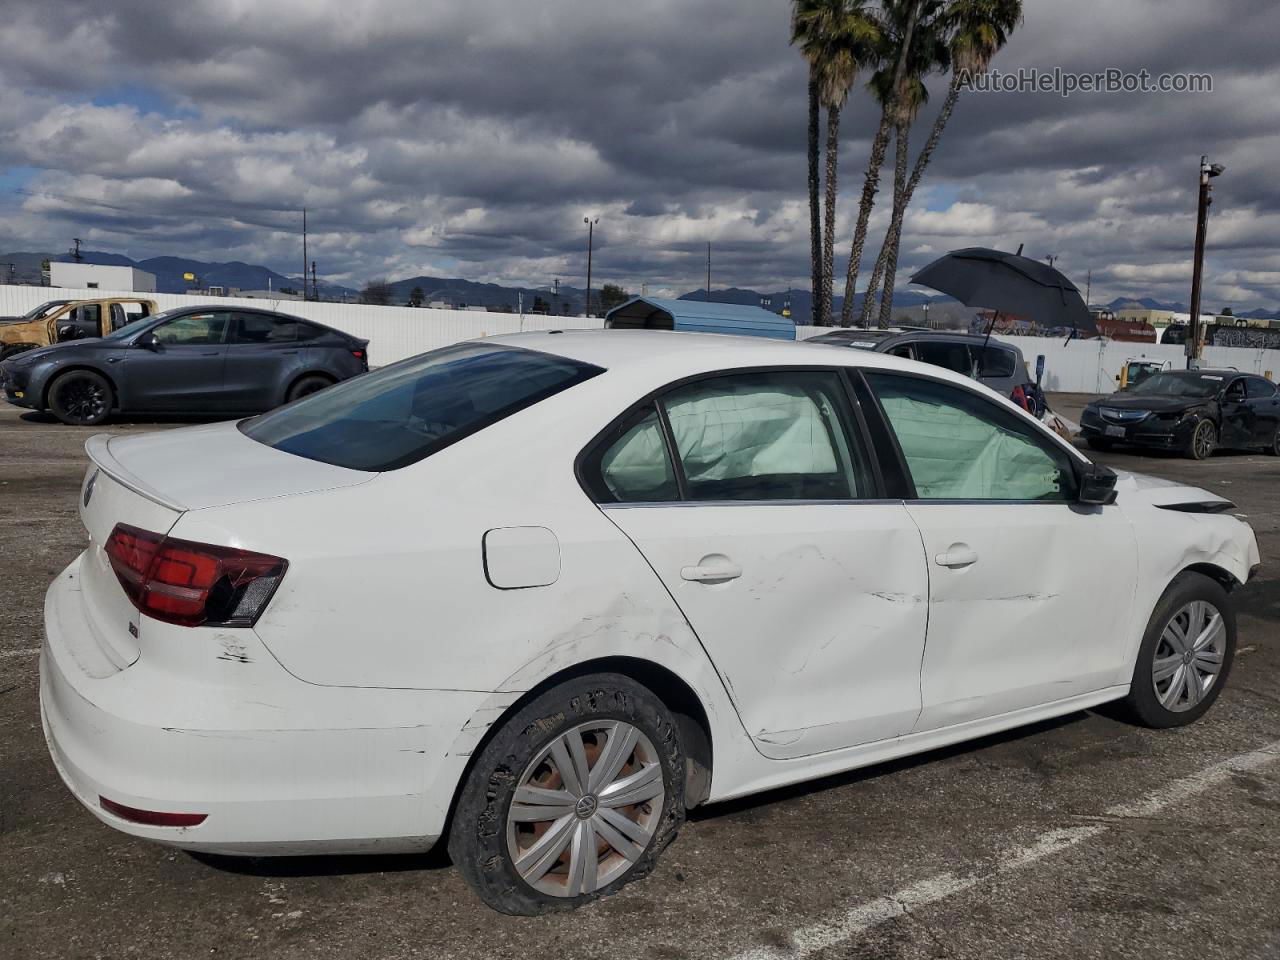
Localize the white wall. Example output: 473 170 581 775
0 284 601 367
795 326 1280 395
48 264 156 293
7 284 1280 392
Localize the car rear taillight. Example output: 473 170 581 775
352 348 368 370
100 796 207 827
105 523 287 627
1011 384 1030 411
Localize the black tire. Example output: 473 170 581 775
1265 423 1280 456
448 673 685 915
1087 437 1114 452
48 370 113 426
1119 572 1236 728
286 374 332 403
1186 419 1216 460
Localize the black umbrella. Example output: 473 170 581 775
911 247 1096 337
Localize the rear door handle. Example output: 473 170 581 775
935 545 979 569
680 557 743 583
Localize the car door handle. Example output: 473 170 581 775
935 545 979 569
680 557 742 583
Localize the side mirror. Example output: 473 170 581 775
137 332 161 350
1078 463 1118 506
56 324 80 342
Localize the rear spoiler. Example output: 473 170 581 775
84 434 188 512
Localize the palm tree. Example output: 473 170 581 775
872 0 1023 326
842 0 929 327
794 0 879 326
857 1 949 326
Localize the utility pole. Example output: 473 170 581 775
311 261 318 301
552 277 560 314
1085 269 1092 307
1044 254 1058 269
301 208 308 301
71 238 83 263
706 242 711 301
1188 156 1226 368
584 217 598 316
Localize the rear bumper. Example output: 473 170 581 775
41 555 485 855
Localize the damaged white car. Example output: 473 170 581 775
41 330 1260 914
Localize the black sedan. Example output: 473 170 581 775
0 306 369 425
1080 369 1280 460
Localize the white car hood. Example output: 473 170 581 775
87 420 374 512
1112 469 1233 509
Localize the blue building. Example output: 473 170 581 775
604 297 796 340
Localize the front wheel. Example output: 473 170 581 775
1119 572 1235 728
449 674 685 915
1186 419 1217 460
48 370 113 426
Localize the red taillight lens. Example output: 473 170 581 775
1011 385 1030 410
100 796 207 827
105 524 287 627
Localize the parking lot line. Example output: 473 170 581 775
730 738 1280 960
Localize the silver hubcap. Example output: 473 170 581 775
506 720 665 898
1194 422 1215 458
1153 600 1226 711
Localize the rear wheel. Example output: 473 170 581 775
1265 423 1280 456
286 374 332 403
48 370 113 426
1119 572 1235 728
449 673 684 915
1186 419 1216 460
1087 437 1114 452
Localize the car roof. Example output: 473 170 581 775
484 329 976 380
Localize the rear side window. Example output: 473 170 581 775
242 343 603 471
973 346 1018 379
914 341 973 375
233 313 295 344
866 373 1076 502
592 405 679 503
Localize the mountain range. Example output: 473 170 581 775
3 249 1275 322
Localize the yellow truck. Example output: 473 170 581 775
0 297 158 362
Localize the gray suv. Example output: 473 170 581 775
1 306 369 426
808 329 1044 415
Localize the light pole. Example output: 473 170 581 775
584 217 598 317
1188 156 1226 369
922 301 930 328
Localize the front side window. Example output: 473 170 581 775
243 343 602 472
866 373 1077 502
974 346 1018 379
661 371 868 501
153 312 228 345
1247 377 1277 399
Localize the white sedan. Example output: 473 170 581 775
41 330 1259 914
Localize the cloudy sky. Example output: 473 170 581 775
2 0 1279 308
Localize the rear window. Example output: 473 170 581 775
241 343 603 471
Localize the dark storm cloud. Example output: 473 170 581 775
1 0 1279 306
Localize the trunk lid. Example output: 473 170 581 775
74 425 373 671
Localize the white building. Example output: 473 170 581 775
49 262 157 293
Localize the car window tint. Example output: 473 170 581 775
974 346 1017 378
660 371 867 501
1247 377 1277 399
242 343 603 472
866 373 1076 502
293 323 324 342
596 405 679 503
1224 379 1247 401
234 313 295 344
154 312 228 345
913 341 974 376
